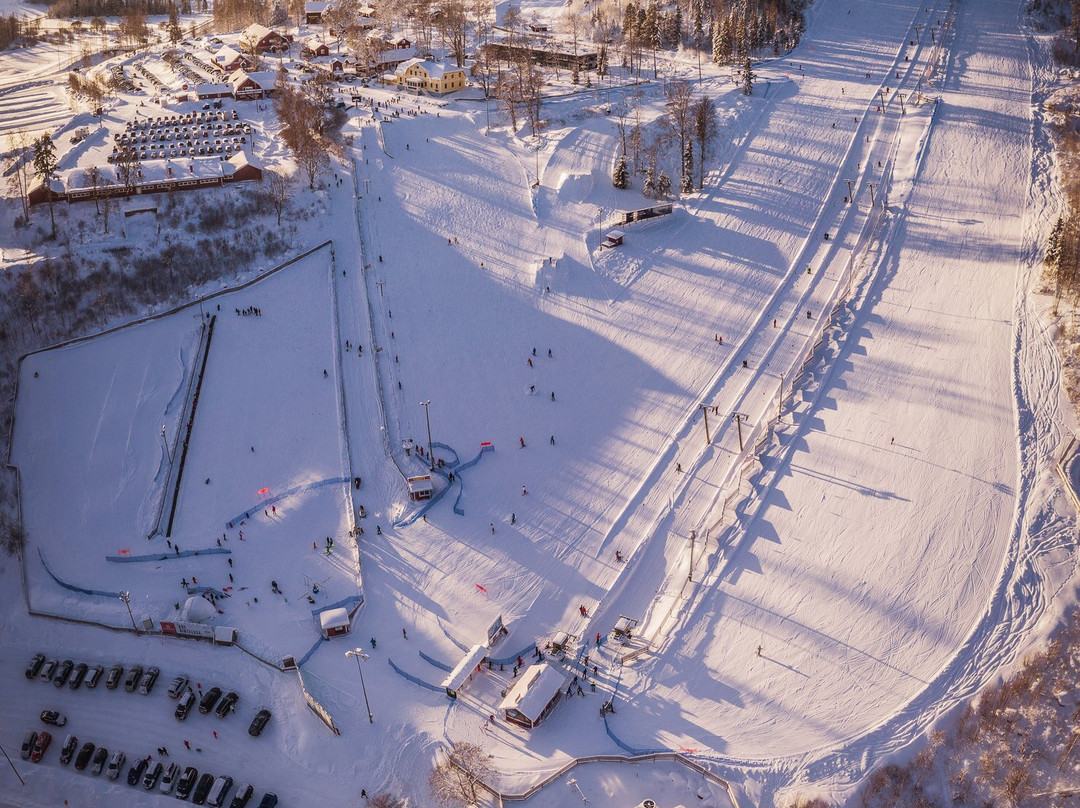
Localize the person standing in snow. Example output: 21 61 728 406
521 485 528 495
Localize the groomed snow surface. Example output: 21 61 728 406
1 0 1077 805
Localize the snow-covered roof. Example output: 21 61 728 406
228 149 262 172
229 69 278 91
440 644 488 693
375 47 414 65
319 607 351 630
195 82 231 96
241 23 273 43
499 663 565 720
305 0 333 12
181 595 216 623
214 46 245 65
395 58 462 79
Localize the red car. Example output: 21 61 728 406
30 731 51 763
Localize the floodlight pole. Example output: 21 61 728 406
732 413 746 452
420 400 434 471
345 650 374 723
699 403 711 444
161 425 173 464
867 182 877 207
120 590 139 634
844 178 854 203
0 744 25 786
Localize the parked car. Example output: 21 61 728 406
105 663 124 689
176 766 199 800
30 731 51 763
53 659 74 687
215 691 239 718
127 757 148 785
38 659 58 682
90 746 108 775
199 687 222 714
74 741 95 770
247 709 271 737
40 710 67 727
143 760 164 789
106 751 126 780
159 761 181 794
124 665 143 692
138 666 160 695
25 653 45 679
175 689 196 720
192 771 216 805
206 774 234 807
256 793 278 808
85 664 104 688
59 734 78 765
20 731 37 761
69 662 89 690
168 675 189 698
228 783 254 808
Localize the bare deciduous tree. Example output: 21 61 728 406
428 743 492 807
265 169 290 225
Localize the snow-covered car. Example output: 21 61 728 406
138 666 160 695
59 734 78 765
126 757 147 785
207 775 233 806
175 689 196 720
167 675 189 698
142 760 163 789
74 741 95 770
25 653 45 679
90 746 108 775
176 766 199 800
215 691 239 718
247 709 271 736
38 658 58 682
85 664 104 688
40 710 67 727
105 663 123 689
228 783 254 808
124 665 143 692
106 750 126 780
53 659 74 687
30 731 50 763
20 731 36 761
199 686 222 714
159 761 181 794
68 662 88 690
193 771 216 804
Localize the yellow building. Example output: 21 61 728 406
391 59 466 94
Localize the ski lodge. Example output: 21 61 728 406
498 662 566 728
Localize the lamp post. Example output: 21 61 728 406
420 400 434 471
119 590 139 634
345 649 374 723
161 425 173 464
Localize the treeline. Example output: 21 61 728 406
0 13 39 50
45 0 178 18
214 0 290 33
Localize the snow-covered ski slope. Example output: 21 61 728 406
1 0 1076 804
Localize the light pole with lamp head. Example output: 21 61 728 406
344 649 374 723
420 400 434 471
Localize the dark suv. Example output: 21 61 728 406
199 687 222 714
176 766 199 799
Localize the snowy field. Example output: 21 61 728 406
1 0 1077 805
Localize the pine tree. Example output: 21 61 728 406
682 141 694 194
613 154 629 189
572 64 580 84
656 170 671 199
32 133 58 238
742 56 755 95
643 161 656 197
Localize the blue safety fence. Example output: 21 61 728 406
297 636 327 668
309 594 364 618
107 547 230 563
438 441 493 516
38 548 123 599
486 644 538 667
602 713 667 756
388 657 444 692
418 649 453 671
224 476 350 528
